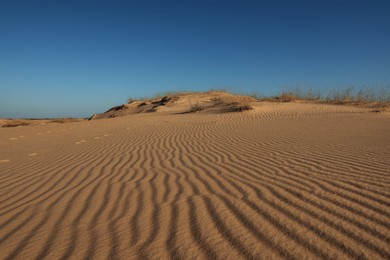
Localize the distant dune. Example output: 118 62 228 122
88 91 257 120
0 92 389 259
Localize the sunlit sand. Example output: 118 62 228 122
1 92 389 259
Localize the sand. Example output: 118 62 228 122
0 101 389 259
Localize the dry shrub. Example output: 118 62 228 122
210 97 224 105
211 94 254 112
212 94 254 104
274 87 321 102
247 91 263 99
232 102 254 112
206 88 228 94
127 98 137 104
269 85 390 109
324 86 390 108
187 102 204 113
276 92 299 102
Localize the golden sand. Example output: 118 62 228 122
1 99 389 259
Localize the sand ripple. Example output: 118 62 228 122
0 104 389 259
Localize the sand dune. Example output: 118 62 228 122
0 100 389 259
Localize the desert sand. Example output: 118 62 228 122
0 94 389 259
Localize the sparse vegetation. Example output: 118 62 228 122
210 94 254 112
159 90 194 97
232 102 254 112
246 91 263 99
206 87 229 94
122 85 390 117
187 102 205 113
324 85 390 105
280 87 321 101
127 98 137 104
275 92 300 102
127 90 194 104
270 85 390 108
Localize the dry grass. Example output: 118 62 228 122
232 102 254 112
187 102 205 113
206 87 229 95
128 91 194 104
211 94 254 112
269 85 390 109
325 86 390 106
274 92 301 102
125 85 390 114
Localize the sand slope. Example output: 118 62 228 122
0 102 389 259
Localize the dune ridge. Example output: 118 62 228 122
0 101 389 259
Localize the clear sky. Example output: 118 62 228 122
1 0 389 118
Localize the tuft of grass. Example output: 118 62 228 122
246 91 263 100
211 94 254 112
210 97 224 105
270 85 390 108
324 85 390 107
127 91 191 104
275 92 299 102
233 90 263 100
206 87 229 94
232 102 254 112
274 87 321 102
187 102 204 113
127 97 137 104
159 90 193 97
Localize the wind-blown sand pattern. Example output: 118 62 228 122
0 102 389 259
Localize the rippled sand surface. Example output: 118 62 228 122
1 102 389 259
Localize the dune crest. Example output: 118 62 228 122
88 91 256 120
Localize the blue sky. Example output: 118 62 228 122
1 0 389 118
